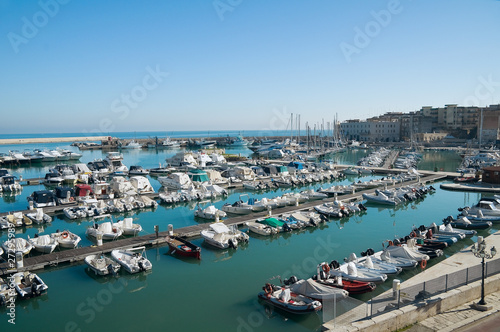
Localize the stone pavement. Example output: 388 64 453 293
407 292 500 332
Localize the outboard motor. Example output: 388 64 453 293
358 203 367 211
429 186 435 191
228 238 238 249
138 260 146 271
288 275 298 284
309 217 317 227
329 260 340 270
320 214 329 222
418 225 427 232
393 239 401 246
366 248 375 256
282 223 292 232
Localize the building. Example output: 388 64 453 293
482 166 500 185
340 119 400 142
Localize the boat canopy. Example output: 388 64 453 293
276 165 288 173
288 161 304 170
209 223 230 233
188 169 209 183
55 186 75 199
75 184 93 197
2 176 16 185
31 190 55 203
258 218 284 228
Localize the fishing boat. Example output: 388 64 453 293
84 254 121 276
51 230 81 248
258 283 322 314
28 234 58 254
111 246 152 274
165 235 201 259
12 272 48 298
121 140 142 149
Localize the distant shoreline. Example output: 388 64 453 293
0 136 110 145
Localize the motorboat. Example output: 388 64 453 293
459 209 500 223
314 264 376 295
121 140 142 149
257 217 290 233
346 253 402 275
111 246 152 273
360 248 418 270
362 190 401 206
84 254 121 276
427 222 476 238
194 204 227 220
104 152 129 173
258 283 322 314
245 221 276 236
464 201 500 216
282 276 349 302
159 137 180 149
288 211 327 227
28 234 58 254
1 175 22 192
51 230 81 248
444 215 492 230
63 206 87 219
12 272 48 298
129 176 155 194
221 200 253 215
86 220 123 241
200 222 249 249
54 186 76 205
158 172 194 190
27 190 56 208
165 236 201 259
328 260 388 284
383 240 430 262
314 204 344 218
300 190 328 200
5 212 24 228
2 237 33 256
128 165 150 176
113 217 142 236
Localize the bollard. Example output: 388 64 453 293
16 251 24 269
96 233 103 246
267 205 272 217
393 279 400 300
29 200 34 211
215 211 219 223
168 224 173 236
154 225 159 238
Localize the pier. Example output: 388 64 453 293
0 171 449 276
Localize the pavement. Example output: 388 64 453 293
323 230 500 331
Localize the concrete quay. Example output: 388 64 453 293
322 231 500 332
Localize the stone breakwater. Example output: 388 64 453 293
0 136 111 145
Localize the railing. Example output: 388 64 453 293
324 258 500 326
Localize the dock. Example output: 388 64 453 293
0 172 449 276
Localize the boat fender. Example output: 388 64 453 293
420 259 427 269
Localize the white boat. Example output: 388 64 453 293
221 196 254 215
2 238 33 256
158 172 194 190
111 246 152 274
360 248 418 270
166 152 198 167
113 217 142 236
466 201 500 216
362 190 401 206
28 235 58 254
200 223 249 249
245 221 276 236
104 152 129 173
86 221 123 241
51 230 81 248
328 260 388 284
12 272 48 298
122 140 142 149
160 137 180 148
129 176 155 194
300 190 328 200
383 240 430 262
128 165 150 176
194 204 227 220
84 254 121 276
346 253 402 275
63 206 87 219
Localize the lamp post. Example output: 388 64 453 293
471 237 497 306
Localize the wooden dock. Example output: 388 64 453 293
0 172 449 276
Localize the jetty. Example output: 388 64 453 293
0 136 110 146
0 171 448 276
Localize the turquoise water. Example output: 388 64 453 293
0 144 481 331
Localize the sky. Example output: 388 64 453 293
1 0 500 134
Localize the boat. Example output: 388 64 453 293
51 230 81 248
0 175 22 192
464 201 500 216
165 235 201 259
383 240 431 262
63 206 87 219
245 221 276 236
54 186 76 205
200 222 249 249
258 283 322 314
24 208 52 224
12 272 48 298
194 204 227 220
86 220 123 241
159 137 180 149
283 276 349 302
2 238 33 256
84 254 121 276
328 260 388 284
129 176 155 194
360 248 418 270
128 165 150 176
113 217 142 236
257 217 290 233
221 197 254 215
158 172 194 190
111 246 152 273
121 140 142 149
27 190 56 208
28 234 58 254
444 215 492 230
314 264 376 295
346 253 402 275
362 190 401 206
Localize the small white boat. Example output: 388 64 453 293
113 217 142 236
86 221 123 241
122 140 142 149
85 254 121 276
346 253 402 275
51 230 81 248
111 246 152 274
329 260 388 284
2 238 33 256
25 208 52 224
12 272 48 298
63 206 86 219
362 190 401 206
28 235 58 254
245 221 276 236
221 200 254 215
360 248 418 270
194 204 227 220
200 222 249 249
300 190 328 200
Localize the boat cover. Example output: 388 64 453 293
209 222 230 233
289 278 347 301
258 218 284 228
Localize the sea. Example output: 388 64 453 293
0 132 491 332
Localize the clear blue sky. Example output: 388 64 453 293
1 0 499 134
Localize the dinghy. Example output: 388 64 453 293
28 234 58 254
12 272 48 298
258 283 322 314
165 236 201 259
51 230 81 248
111 246 152 274
85 254 121 276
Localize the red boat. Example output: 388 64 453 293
314 262 376 295
166 236 201 259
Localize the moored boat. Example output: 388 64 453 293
165 235 201 259
84 254 121 276
12 272 48 298
258 283 322 314
111 246 152 274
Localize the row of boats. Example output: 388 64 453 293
0 148 82 165
257 218 477 314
